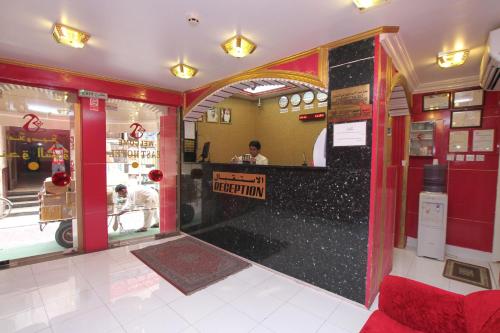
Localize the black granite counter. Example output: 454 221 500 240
181 38 375 304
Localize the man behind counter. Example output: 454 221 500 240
231 140 269 165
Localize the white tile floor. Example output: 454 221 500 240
0 237 497 333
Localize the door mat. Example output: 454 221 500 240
131 236 250 295
443 259 492 289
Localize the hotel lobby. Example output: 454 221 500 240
0 1 499 332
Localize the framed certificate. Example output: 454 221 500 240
423 93 450 111
449 131 469 153
472 129 494 152
453 89 484 109
451 110 482 128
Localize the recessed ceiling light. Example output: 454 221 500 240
52 23 90 48
353 0 389 10
437 49 469 68
170 63 198 79
244 84 285 94
221 35 256 58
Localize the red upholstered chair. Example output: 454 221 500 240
360 275 500 333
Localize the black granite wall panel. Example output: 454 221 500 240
181 38 375 304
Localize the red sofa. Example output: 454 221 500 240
360 275 500 333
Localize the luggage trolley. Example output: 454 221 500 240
38 177 76 248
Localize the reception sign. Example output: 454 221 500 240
213 172 266 200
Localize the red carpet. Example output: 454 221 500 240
132 236 251 295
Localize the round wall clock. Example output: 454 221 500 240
303 91 314 104
278 96 289 108
291 93 301 106
316 91 328 102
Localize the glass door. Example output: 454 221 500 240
105 99 165 244
0 83 79 263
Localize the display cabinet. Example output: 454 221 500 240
410 121 435 157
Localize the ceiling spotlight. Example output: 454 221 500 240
221 35 256 58
170 63 198 79
52 23 90 48
437 49 469 68
353 0 389 10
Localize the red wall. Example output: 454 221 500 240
79 97 108 251
366 36 397 307
406 90 500 252
159 110 177 233
0 62 182 106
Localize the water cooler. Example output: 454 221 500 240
417 164 448 260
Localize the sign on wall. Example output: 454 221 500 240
213 171 266 200
329 84 372 122
333 121 367 147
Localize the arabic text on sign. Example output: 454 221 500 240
212 171 266 200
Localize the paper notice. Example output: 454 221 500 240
333 121 366 147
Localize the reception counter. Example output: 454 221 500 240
181 157 371 303
181 37 377 305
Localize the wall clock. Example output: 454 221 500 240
291 94 301 106
317 91 328 102
279 96 289 108
303 91 314 104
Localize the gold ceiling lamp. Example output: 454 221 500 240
353 0 389 10
52 23 90 48
437 49 469 68
221 34 256 58
170 63 198 79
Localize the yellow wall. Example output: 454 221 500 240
196 94 326 166
256 94 326 166
196 98 256 163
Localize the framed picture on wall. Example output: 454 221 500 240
206 107 219 123
423 93 450 111
451 109 482 128
220 108 231 124
453 89 484 109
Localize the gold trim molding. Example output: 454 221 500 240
0 57 182 95
184 26 399 116
184 70 327 116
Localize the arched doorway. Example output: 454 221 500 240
183 77 328 121
387 74 412 248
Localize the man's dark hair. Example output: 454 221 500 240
249 140 261 150
115 184 127 192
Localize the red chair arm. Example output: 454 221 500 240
378 276 467 333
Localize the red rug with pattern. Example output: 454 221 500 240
131 236 250 295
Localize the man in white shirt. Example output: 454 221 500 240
232 140 269 165
115 184 159 232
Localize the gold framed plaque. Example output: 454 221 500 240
423 93 450 111
453 89 484 109
330 84 371 122
451 110 482 128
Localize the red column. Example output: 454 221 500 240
79 97 108 251
159 107 177 233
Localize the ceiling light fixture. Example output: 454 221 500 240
52 23 90 48
244 84 285 94
170 63 198 79
353 0 389 10
437 49 469 68
221 35 256 58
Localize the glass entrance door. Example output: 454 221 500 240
0 83 79 262
105 99 165 244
